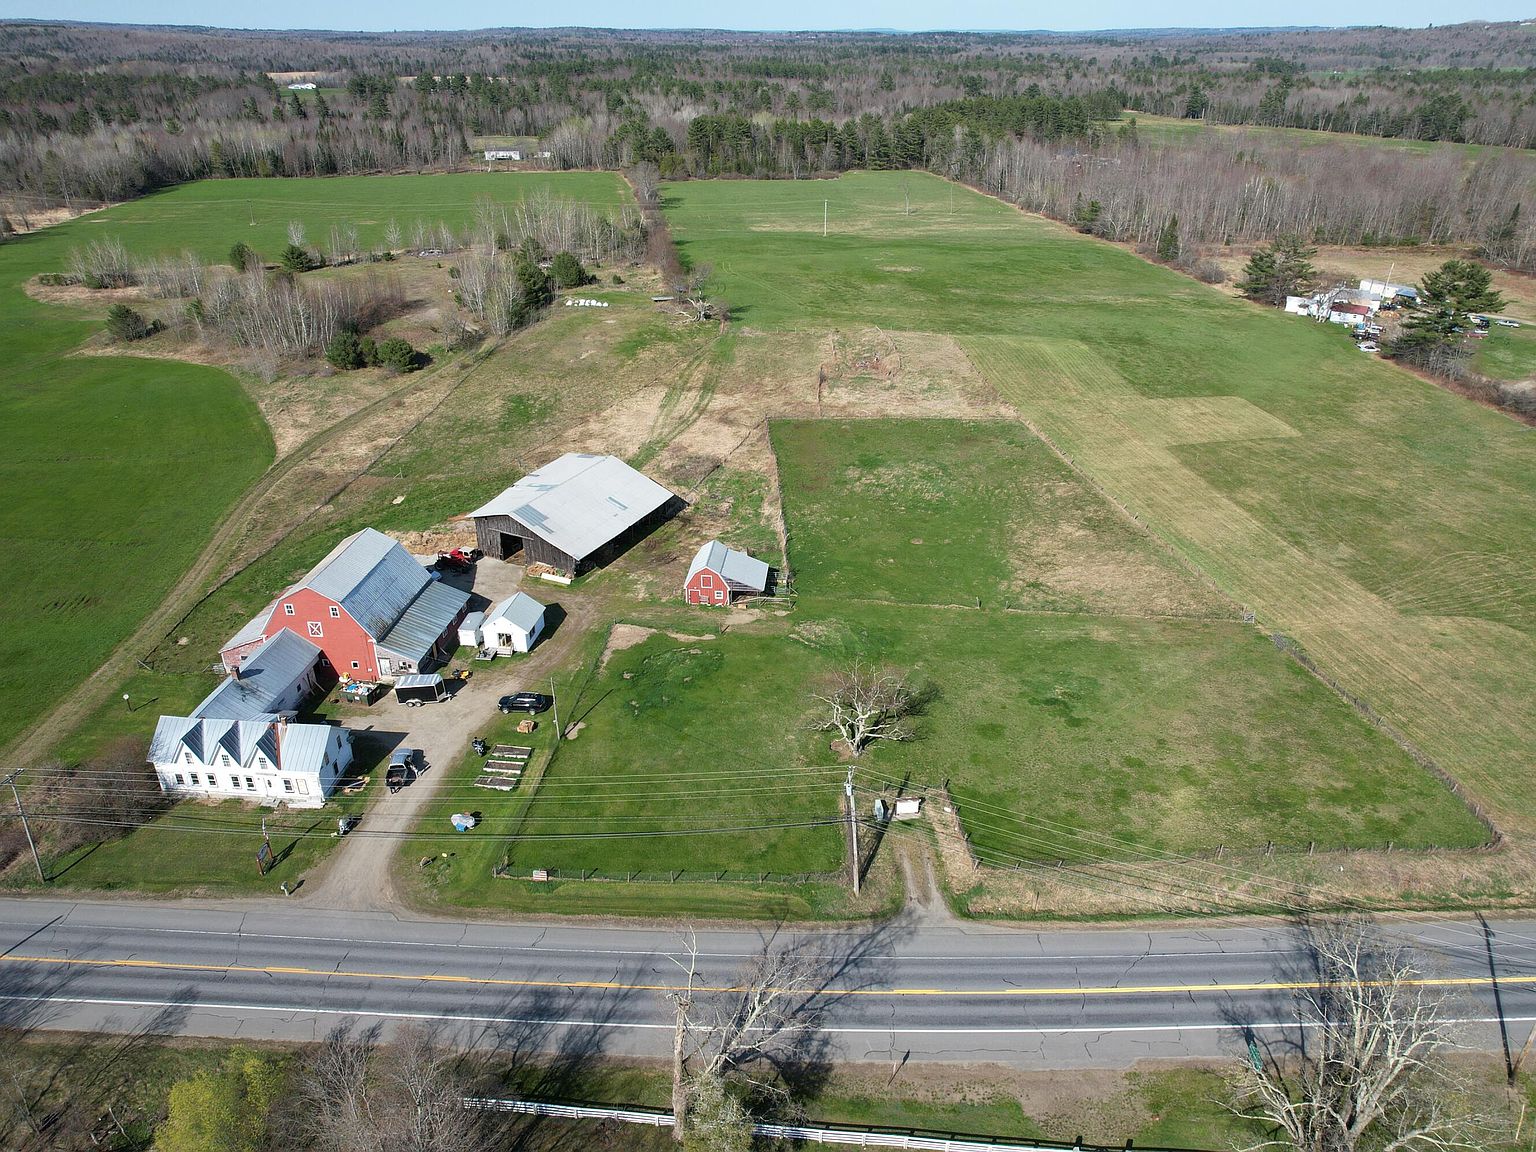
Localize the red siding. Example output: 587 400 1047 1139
684 569 729 607
263 588 380 679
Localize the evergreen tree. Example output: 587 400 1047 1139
1390 259 1506 365
1236 235 1316 305
550 250 587 288
1156 214 1181 262
326 329 365 369
105 303 153 342
228 241 256 270
279 243 317 273
376 337 419 372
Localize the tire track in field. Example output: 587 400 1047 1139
964 334 1535 827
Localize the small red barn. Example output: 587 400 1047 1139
685 540 770 606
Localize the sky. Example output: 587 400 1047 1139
0 0 1530 31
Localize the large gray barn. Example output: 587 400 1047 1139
469 453 681 575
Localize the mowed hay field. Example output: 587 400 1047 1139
774 420 1487 862
666 173 1536 837
0 172 628 760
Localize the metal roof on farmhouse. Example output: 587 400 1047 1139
148 716 338 777
687 540 769 593
376 578 470 666
469 454 675 562
194 630 320 722
487 591 546 636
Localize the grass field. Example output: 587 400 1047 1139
665 173 1536 838
774 420 1485 861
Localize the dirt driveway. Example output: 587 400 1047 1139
302 571 603 913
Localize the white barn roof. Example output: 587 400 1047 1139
687 540 769 593
469 454 675 563
487 591 546 636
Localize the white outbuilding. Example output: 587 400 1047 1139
483 592 547 654
458 610 486 649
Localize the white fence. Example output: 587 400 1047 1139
466 1096 1185 1151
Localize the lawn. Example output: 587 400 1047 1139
395 643 857 921
665 172 1536 836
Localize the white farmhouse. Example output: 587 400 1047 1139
149 717 350 808
147 628 353 808
483 591 546 653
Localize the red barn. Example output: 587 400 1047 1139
221 528 470 681
685 540 770 606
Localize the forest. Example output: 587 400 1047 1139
0 19 1533 268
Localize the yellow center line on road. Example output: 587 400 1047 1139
0 953 1529 999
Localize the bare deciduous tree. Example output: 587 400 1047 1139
287 219 306 247
810 662 920 757
667 931 825 1143
629 161 661 204
1230 916 1502 1152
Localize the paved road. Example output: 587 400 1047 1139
4 899 1536 1068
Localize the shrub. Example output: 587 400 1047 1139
551 250 588 288
376 337 419 372
359 336 378 366
325 329 365 370
105 303 154 342
69 237 137 288
229 241 257 270
279 243 318 274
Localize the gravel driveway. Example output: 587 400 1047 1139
302 572 603 913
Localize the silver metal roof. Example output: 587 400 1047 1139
687 540 770 593
468 454 675 562
302 528 435 638
194 630 320 721
224 596 280 653
486 591 546 636
375 579 470 666
148 716 340 777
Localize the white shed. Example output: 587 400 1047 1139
458 610 486 648
483 592 546 654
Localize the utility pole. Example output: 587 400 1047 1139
550 676 561 742
823 199 828 238
845 766 860 896
4 769 44 883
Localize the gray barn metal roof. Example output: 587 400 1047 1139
302 528 435 638
376 579 470 666
469 454 675 563
687 540 770 593
486 591 546 636
194 630 320 721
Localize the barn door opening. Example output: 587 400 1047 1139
499 532 525 561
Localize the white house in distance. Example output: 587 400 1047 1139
148 627 353 809
484 148 522 162
685 540 770 606
483 591 547 654
287 82 318 91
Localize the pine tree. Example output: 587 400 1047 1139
1391 259 1506 366
1156 215 1181 262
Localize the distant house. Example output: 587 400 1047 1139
1327 301 1373 325
148 716 351 809
483 591 546 653
469 453 682 576
685 541 770 606
484 148 522 161
287 82 318 91
1359 278 1417 304
220 527 470 681
148 627 351 808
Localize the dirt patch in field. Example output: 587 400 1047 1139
598 622 717 670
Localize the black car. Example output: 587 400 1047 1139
498 692 552 714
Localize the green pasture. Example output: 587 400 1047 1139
772 418 1228 616
1475 322 1536 381
770 418 1483 860
665 173 1536 826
